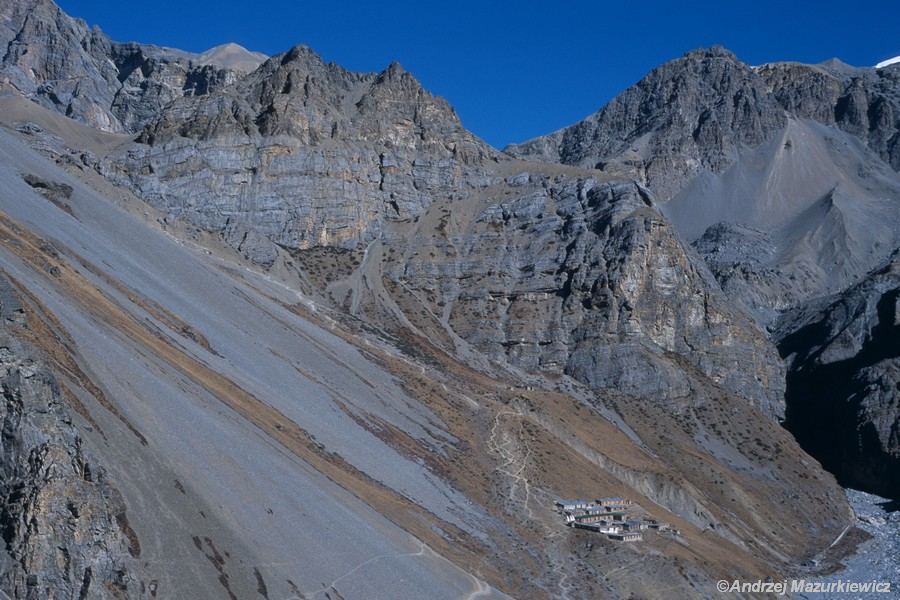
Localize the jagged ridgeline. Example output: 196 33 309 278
0 0 895 598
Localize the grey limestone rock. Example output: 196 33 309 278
504 44 900 501
0 276 147 599
380 176 786 417
505 47 787 200
508 46 900 333
102 46 497 256
506 47 900 198
0 0 249 133
0 3 864 594
760 60 900 170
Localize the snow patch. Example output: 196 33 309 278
875 55 900 69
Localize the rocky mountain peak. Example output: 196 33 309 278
503 37 900 505
137 39 486 155
261 43 360 88
508 44 900 193
381 60 408 77
681 44 739 61
506 45 785 199
195 42 267 73
366 60 439 108
0 0 242 132
279 43 325 66
112 33 495 255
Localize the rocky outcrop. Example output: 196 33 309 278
760 60 900 170
0 276 146 599
103 46 496 263
506 47 900 199
776 253 900 498
505 47 787 200
370 175 787 417
690 223 803 323
0 0 247 133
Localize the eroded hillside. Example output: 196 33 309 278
0 1 875 598
0 84 853 600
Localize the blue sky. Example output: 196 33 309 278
58 0 900 148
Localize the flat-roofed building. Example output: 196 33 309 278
609 531 642 542
623 519 646 531
595 497 633 507
555 499 592 512
572 513 611 525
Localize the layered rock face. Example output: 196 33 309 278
96 41 785 415
101 53 786 415
0 0 247 133
376 175 784 416
777 254 900 498
105 46 495 264
506 50 900 322
0 277 145 599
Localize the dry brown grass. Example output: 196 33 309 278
287 303 787 595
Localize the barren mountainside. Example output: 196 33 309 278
104 44 496 262
508 43 900 517
0 1 892 599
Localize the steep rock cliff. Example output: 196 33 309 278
104 45 496 263
0 276 147 599
371 175 785 417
